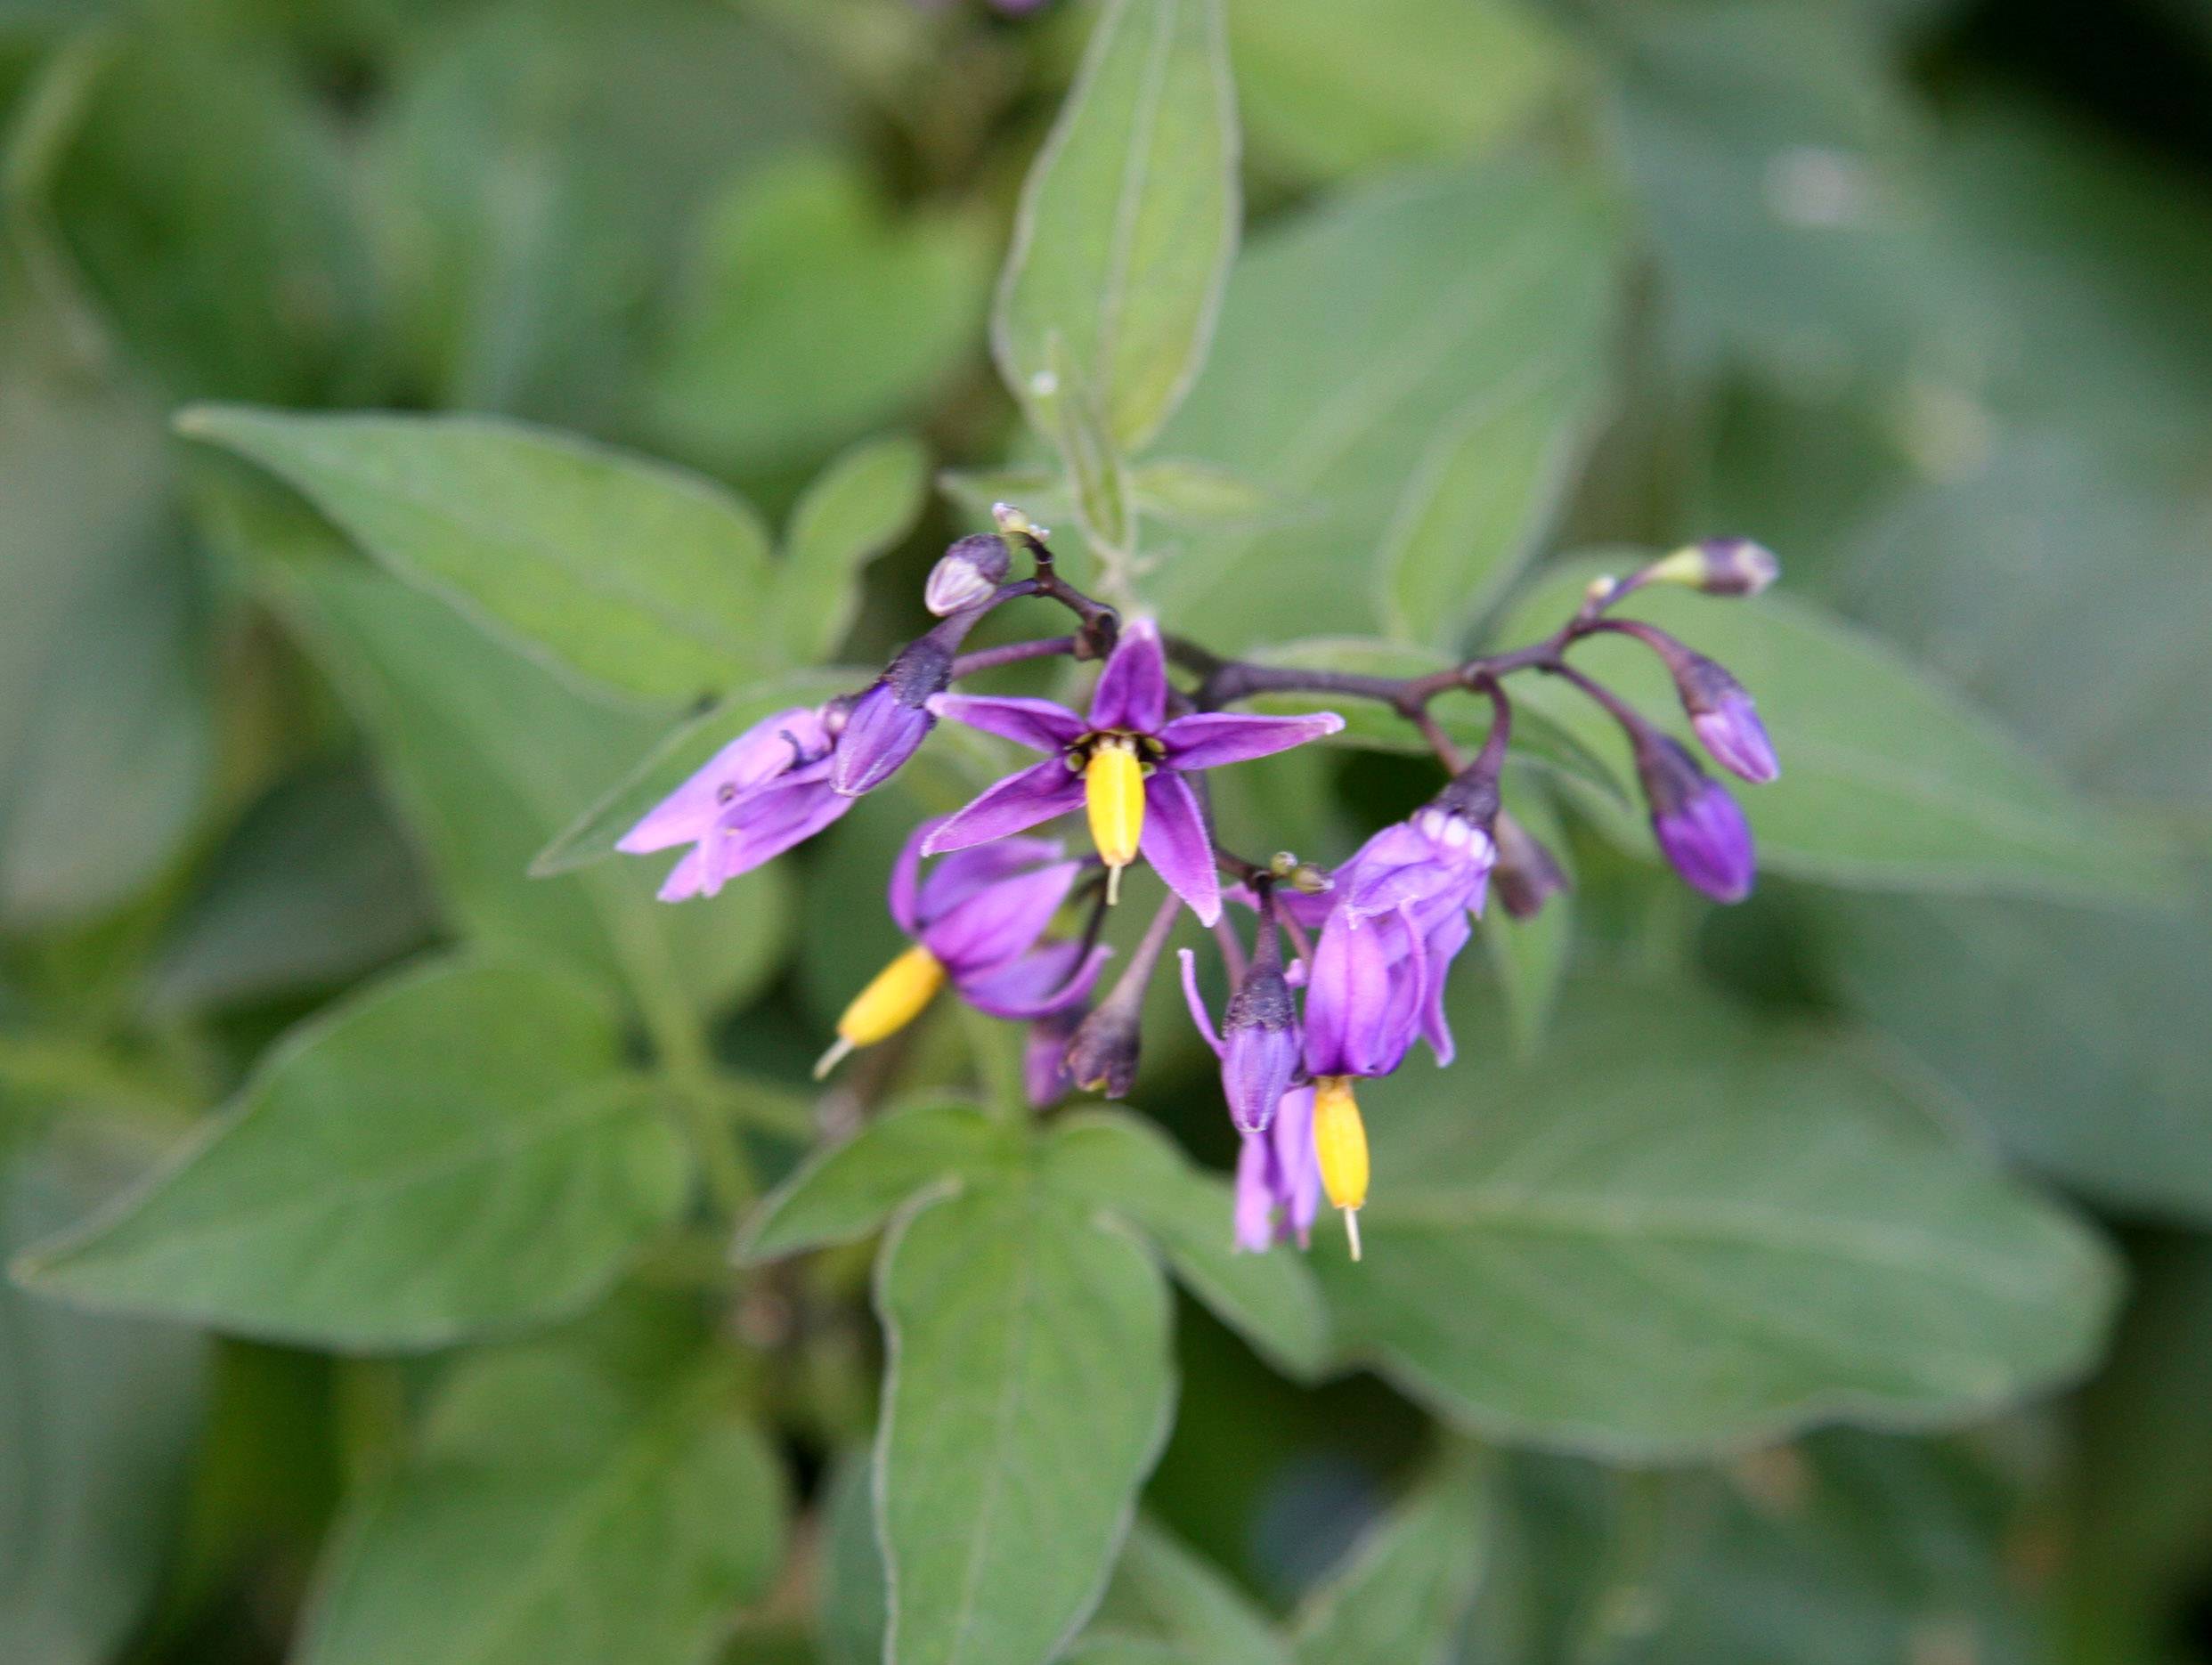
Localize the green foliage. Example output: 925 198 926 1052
16 958 689 1349
6 0 2211 1661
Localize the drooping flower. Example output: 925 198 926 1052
832 635 954 797
925 617 1343 924
1635 734 1756 903
1176 892 1301 1136
815 821 1107 1076
1233 1084 1322 1254
618 703 850 900
1673 654 1778 784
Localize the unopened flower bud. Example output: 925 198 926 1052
1064 999 1142 1099
830 637 952 797
1672 654 1778 784
923 534 1011 616
1219 922 1299 1134
991 501 1049 540
1635 734 1756 904
1491 809 1568 921
1640 538 1779 597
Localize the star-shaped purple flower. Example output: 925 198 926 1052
887 820 1110 1021
923 619 1343 927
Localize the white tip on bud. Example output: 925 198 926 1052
991 501 1048 540
923 534 1012 616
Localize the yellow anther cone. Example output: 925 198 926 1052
816 944 946 1077
1313 1075 1370 1260
1085 737 1145 903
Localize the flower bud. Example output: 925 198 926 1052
830 637 951 797
1635 735 1756 903
991 501 1048 540
1640 538 1779 597
1672 654 1778 784
1220 957 1299 1134
923 534 1011 616
1491 809 1568 921
1063 999 1142 1099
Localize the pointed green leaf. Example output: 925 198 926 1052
995 0 1239 451
876 1174 1175 1665
1291 1457 1492 1665
180 406 774 703
819 1452 892 1665
1149 158 1617 652
1491 558 2179 903
1315 979 2119 1458
774 433 931 665
738 1103 1017 1263
300 1345 783 1665
1043 1110 1329 1380
277 565 790 1024
1089 1521 1291 1665
14 958 689 1350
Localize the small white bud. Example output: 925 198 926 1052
923 533 1011 616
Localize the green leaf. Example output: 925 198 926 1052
17 954 686 1344
1148 158 1618 653
875 1174 1175 1665
1042 1110 1330 1381
145 759 435 1015
819 1451 891 1665
14 957 689 1350
299 1343 784 1665
738 1103 1017 1263
1226 0 1570 184
649 151 991 474
1490 558 2178 903
181 405 775 704
775 433 931 665
1088 1520 1291 1665
531 668 860 878
1 1152 205 1665
1128 459 1275 527
0 292 209 929
1291 1456 1492 1665
1313 978 2118 1458
1040 344 1137 565
277 565 790 1026
995 0 1239 452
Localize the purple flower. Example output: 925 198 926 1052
832 636 953 797
1671 654 1778 784
1177 938 1301 1135
618 704 849 900
1637 735 1756 903
925 617 1343 926
1287 797 1496 1070
1022 1005 1084 1108
888 822 1107 1019
1233 1084 1322 1253
817 820 1108 1077
1640 537 1780 597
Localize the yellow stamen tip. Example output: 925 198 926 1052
826 943 947 1069
1085 736 1145 876
1313 1075 1370 1215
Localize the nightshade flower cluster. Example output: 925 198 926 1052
620 516 1782 1260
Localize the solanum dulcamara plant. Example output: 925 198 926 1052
621 508 1780 1259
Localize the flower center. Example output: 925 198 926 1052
1083 735 1147 903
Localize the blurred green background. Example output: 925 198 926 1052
4 1 2211 1663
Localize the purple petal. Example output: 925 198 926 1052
1087 615 1167 734
928 693 1087 754
922 759 1086 855
1654 783 1757 903
1233 1133 1278 1253
887 816 945 936
1273 1085 1322 1247
958 939 1110 1019
831 681 934 797
1222 1021 1298 1135
1023 1008 1083 1108
617 706 827 853
914 834 1067 925
1158 710 1344 772
1304 913 1387 1076
923 861 1080 976
1177 948 1224 1058
1692 694 1780 784
1138 770 1221 926
1418 908 1472 1066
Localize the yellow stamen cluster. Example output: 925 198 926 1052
1312 1075 1370 1260
815 943 946 1078
1084 735 1145 903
